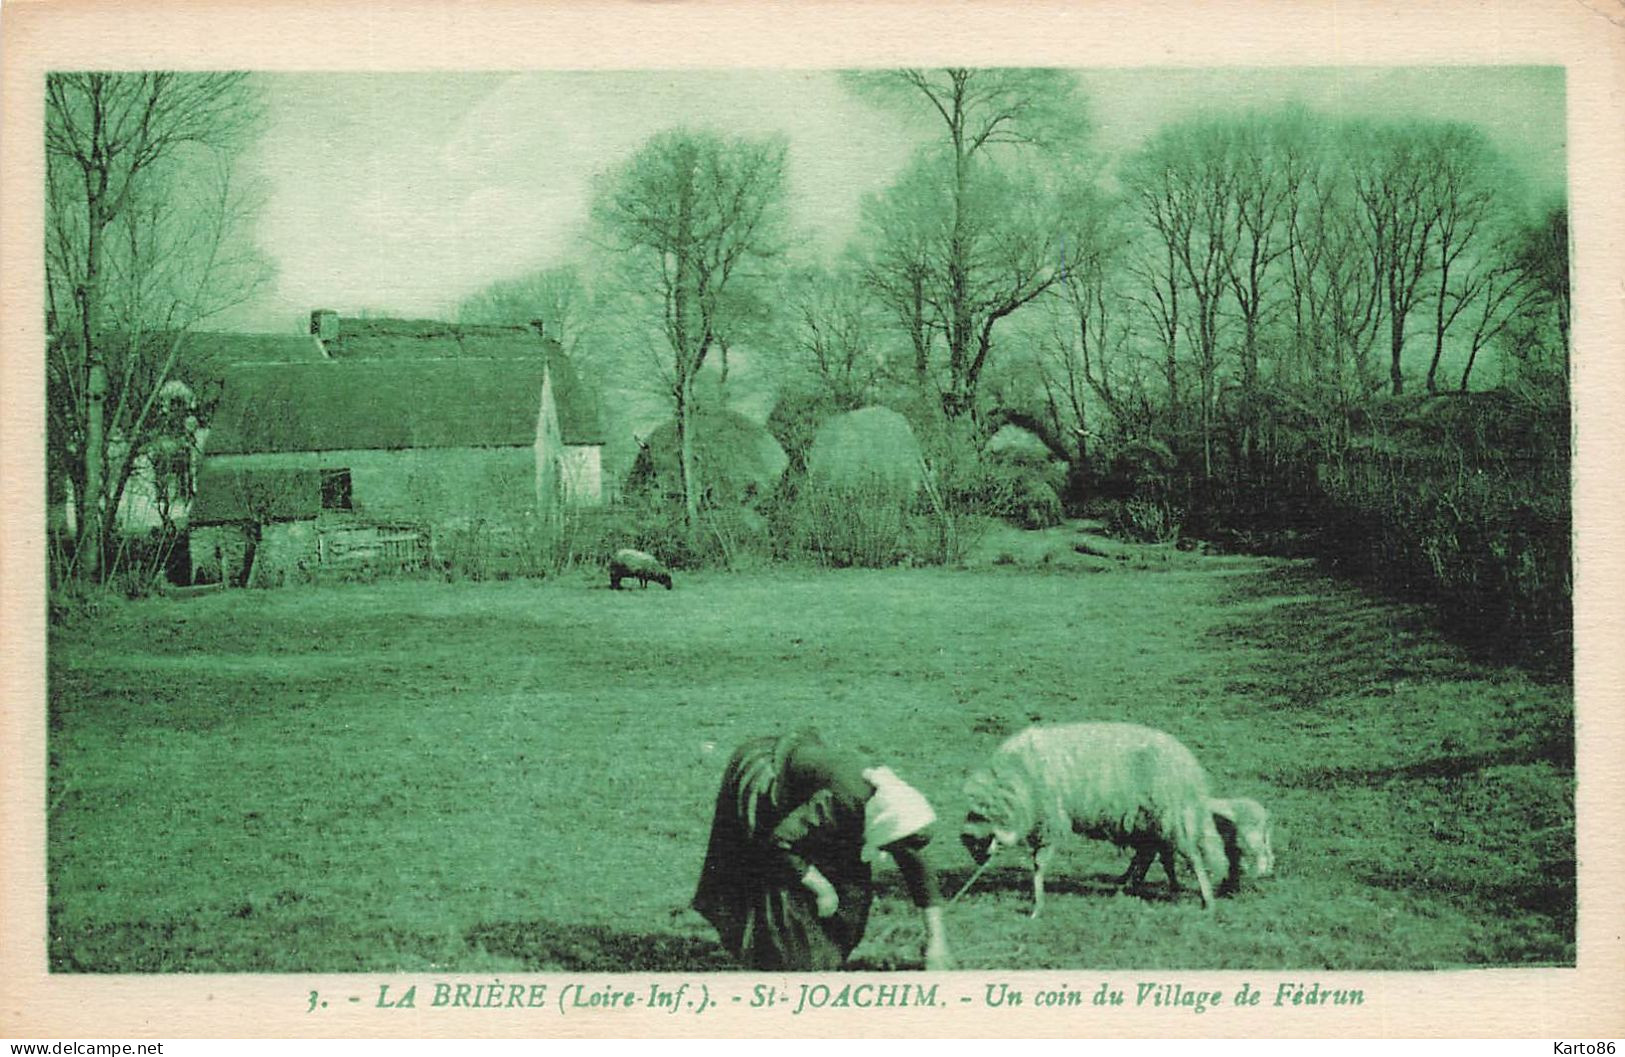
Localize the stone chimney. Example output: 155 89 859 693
310 309 339 344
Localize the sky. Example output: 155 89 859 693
225 66 1567 333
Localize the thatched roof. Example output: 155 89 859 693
193 332 330 364
539 347 604 444
314 318 602 444
86 331 328 371
174 320 571 370
317 317 559 361
204 352 601 455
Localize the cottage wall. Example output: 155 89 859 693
189 524 246 584
189 446 543 583
252 520 318 586
188 520 319 585
350 446 541 522
201 446 541 523
535 372 564 516
561 445 603 505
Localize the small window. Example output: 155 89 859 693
320 468 353 510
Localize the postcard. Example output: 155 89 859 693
2 0 1621 1041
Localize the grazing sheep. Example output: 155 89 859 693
609 548 673 591
1118 796 1275 897
960 722 1229 915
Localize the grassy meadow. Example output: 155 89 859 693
46 548 1574 972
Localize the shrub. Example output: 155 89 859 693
791 472 912 568
1109 496 1184 544
48 580 114 627
430 508 611 582
1308 391 1570 667
978 461 1063 529
577 492 772 572
698 504 772 571
110 527 187 595
1317 459 1569 663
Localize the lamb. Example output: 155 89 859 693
1212 796 1275 890
1117 795 1275 897
960 722 1232 914
608 548 673 591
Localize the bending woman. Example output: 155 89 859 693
693 729 953 971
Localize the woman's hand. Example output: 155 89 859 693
801 866 839 918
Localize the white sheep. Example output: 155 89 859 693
960 722 1232 914
609 548 673 591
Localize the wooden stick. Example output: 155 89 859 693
949 846 1000 905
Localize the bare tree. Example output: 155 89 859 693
1456 230 1542 392
785 264 884 406
857 162 941 386
1348 122 1443 396
1037 192 1134 467
1122 198 1185 424
46 72 266 579
456 266 587 350
849 68 1091 418
1122 121 1237 478
1508 203 1570 368
1419 124 1507 393
1220 115 1298 464
591 129 787 542
1476 203 1568 391
1278 120 1339 389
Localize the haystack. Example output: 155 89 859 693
805 406 924 494
639 408 788 506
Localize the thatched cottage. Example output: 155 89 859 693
188 313 602 585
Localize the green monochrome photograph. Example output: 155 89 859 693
40 64 1574 978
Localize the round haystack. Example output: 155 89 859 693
987 422 1070 496
642 408 788 505
805 406 924 493
987 423 1054 466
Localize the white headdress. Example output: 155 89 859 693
861 766 936 863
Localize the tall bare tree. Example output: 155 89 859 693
46 72 265 579
1278 119 1338 389
1419 124 1506 393
1219 116 1299 465
1509 203 1570 366
1348 122 1443 396
1489 203 1570 390
1037 189 1132 467
849 68 1091 418
592 129 787 541
1455 227 1543 392
857 161 941 386
1123 195 1185 425
1122 122 1237 478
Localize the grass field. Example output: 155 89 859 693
46 552 1574 972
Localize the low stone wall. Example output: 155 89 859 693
189 524 247 585
189 519 318 586
249 520 319 587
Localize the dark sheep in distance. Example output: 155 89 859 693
609 548 673 591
